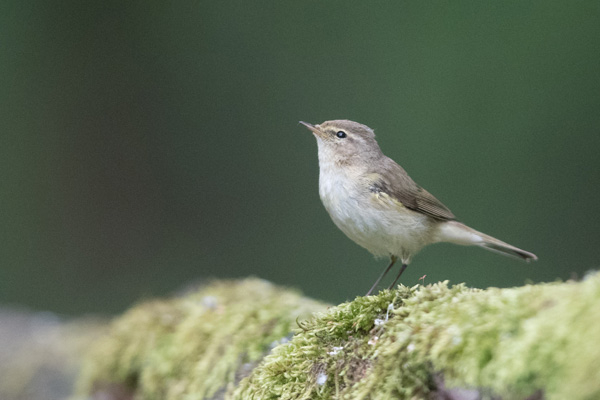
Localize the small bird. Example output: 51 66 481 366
300 120 537 295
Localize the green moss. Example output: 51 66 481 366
234 274 600 400
79 274 600 400
77 278 328 399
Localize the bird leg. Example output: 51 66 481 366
366 256 397 296
388 263 408 290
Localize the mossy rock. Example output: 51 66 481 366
78 275 600 400
77 278 328 399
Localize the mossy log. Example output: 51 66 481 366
78 275 600 400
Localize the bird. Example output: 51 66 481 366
300 119 537 295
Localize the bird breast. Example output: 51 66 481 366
317 157 435 260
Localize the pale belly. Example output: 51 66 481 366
319 172 435 262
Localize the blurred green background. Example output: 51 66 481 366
1 1 599 315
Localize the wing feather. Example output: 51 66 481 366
368 158 456 221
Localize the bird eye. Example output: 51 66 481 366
336 131 347 138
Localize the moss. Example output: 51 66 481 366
79 274 600 400
77 278 328 399
234 274 600 400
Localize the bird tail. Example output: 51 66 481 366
437 221 538 262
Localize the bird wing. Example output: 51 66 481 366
368 158 456 221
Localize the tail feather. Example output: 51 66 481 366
479 240 538 262
437 221 538 262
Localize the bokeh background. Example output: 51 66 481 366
2 1 599 315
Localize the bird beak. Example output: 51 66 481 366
299 121 327 139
